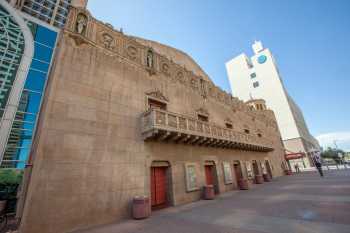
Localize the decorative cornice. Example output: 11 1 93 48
146 90 169 103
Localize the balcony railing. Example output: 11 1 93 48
141 108 274 152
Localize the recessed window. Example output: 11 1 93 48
246 58 253 68
225 123 233 129
198 114 208 122
250 73 256 79
148 98 167 110
244 129 250 134
257 133 262 137
253 81 259 88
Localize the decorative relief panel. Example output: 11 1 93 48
99 32 115 50
146 90 169 103
126 45 138 60
175 70 186 84
160 58 171 77
124 39 142 64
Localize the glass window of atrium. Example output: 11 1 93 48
1 16 57 168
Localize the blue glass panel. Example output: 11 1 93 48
23 113 36 123
35 25 57 47
25 92 43 116
31 59 49 73
25 69 46 92
34 43 54 62
16 146 30 169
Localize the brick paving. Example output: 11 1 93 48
75 169 350 233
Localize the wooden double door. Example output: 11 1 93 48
150 166 168 208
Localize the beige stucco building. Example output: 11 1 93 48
18 7 288 233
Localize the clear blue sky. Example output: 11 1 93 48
87 0 350 151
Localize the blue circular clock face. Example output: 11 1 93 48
258 55 267 64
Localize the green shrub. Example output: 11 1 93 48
0 169 23 196
0 169 23 213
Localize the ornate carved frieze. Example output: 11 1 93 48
66 7 257 113
146 90 169 103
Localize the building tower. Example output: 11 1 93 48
226 41 320 170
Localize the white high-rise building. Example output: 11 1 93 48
226 41 320 170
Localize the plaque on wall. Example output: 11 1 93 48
185 163 199 192
245 161 253 178
222 162 233 184
261 162 267 174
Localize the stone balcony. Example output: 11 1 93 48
141 108 274 152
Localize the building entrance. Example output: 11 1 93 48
233 161 243 185
265 160 273 178
252 160 260 176
204 161 219 194
150 166 168 209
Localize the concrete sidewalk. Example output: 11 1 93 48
75 170 350 233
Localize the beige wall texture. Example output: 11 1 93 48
19 8 287 233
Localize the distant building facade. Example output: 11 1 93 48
0 0 88 168
19 7 288 233
226 41 320 171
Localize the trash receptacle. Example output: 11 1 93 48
203 185 215 200
132 196 150 219
284 170 292 175
263 174 271 182
238 179 249 190
255 175 264 184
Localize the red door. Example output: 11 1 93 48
205 165 214 185
252 161 259 176
233 164 242 183
151 167 167 207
